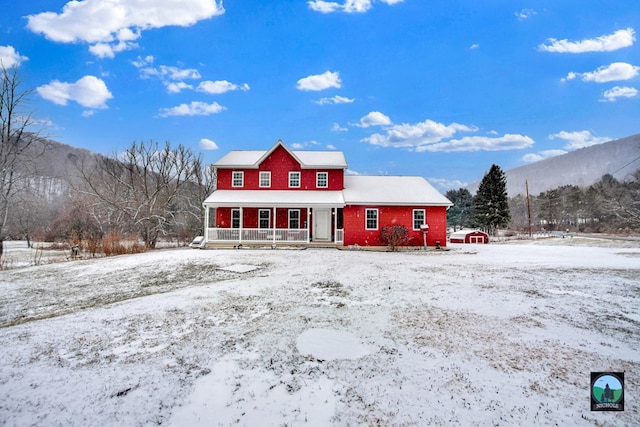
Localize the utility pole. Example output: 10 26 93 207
526 180 532 237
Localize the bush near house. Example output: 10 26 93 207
380 225 410 251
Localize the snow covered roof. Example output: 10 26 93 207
450 229 487 238
213 140 347 169
203 190 345 207
343 176 452 206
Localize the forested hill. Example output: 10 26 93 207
22 137 96 199
468 133 640 197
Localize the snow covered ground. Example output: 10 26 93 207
0 237 638 426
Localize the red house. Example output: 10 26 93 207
202 140 452 248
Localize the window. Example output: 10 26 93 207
231 209 241 229
259 209 270 229
316 172 328 188
232 171 244 187
365 209 378 230
288 210 300 229
413 209 425 230
289 171 301 188
259 171 271 188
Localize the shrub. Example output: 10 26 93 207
380 225 410 251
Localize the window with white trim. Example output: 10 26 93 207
259 171 271 188
259 209 270 229
413 209 425 230
316 172 328 188
289 171 301 188
231 209 241 229
232 171 244 187
288 209 300 229
365 208 378 230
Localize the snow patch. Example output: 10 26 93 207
218 264 259 273
296 328 370 361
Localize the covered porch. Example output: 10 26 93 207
202 190 345 247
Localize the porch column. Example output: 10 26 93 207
239 207 243 244
273 206 277 245
307 208 311 243
203 205 209 243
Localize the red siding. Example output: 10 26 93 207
216 145 344 190
343 205 448 247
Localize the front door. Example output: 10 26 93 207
314 209 331 241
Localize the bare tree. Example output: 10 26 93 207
78 140 208 248
0 65 46 263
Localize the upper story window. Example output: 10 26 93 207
365 208 378 230
413 209 425 230
316 172 328 188
259 171 271 188
289 171 301 188
232 171 244 187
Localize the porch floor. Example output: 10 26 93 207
202 241 343 249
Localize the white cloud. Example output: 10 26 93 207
601 86 638 102
296 71 341 91
427 177 469 192
158 101 226 117
563 63 639 83
199 138 219 150
26 0 224 57
549 130 610 149
326 144 337 150
37 75 113 108
515 9 537 21
89 39 139 59
361 116 496 151
582 62 639 83
0 45 29 68
314 95 354 105
197 80 250 94
539 28 635 53
469 44 479 50
133 57 201 81
523 130 611 162
356 111 392 128
413 134 533 153
308 0 402 14
332 123 348 132
521 150 568 163
165 82 194 94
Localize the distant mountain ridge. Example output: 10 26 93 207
467 133 640 197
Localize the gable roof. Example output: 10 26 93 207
450 229 488 238
213 140 347 169
343 176 452 206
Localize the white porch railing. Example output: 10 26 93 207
207 228 309 244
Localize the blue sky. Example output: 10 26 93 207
1 0 639 191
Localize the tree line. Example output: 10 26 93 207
1 65 215 262
447 165 640 234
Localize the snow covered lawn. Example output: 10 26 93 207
0 238 638 426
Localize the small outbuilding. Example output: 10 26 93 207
449 229 489 244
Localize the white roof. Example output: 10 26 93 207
203 190 345 207
343 176 452 206
213 141 347 169
204 176 452 208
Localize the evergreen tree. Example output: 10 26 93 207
473 164 511 235
445 188 474 230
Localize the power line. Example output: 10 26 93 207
612 154 640 176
